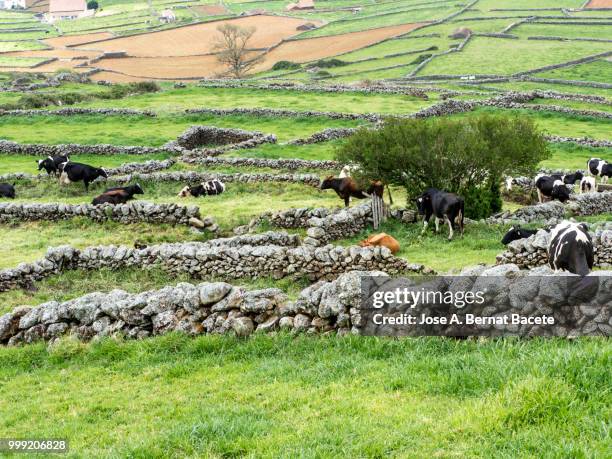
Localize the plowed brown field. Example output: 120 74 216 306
93 55 222 79
73 16 321 57
43 32 114 48
585 0 612 7
255 22 426 71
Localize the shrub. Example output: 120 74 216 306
409 54 432 65
315 70 331 77
87 0 99 9
272 60 301 71
128 81 160 93
336 115 550 219
310 59 348 68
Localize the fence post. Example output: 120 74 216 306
372 194 386 230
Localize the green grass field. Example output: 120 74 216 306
0 1 611 456
0 334 609 457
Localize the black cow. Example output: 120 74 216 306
178 179 225 198
548 221 593 276
60 162 108 190
501 225 537 245
320 176 369 207
535 175 571 203
561 171 584 185
0 182 15 199
415 188 464 241
37 155 68 176
92 183 144 205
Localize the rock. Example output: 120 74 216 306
293 314 311 332
279 316 294 330
232 317 254 337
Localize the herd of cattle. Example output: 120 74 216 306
0 154 608 277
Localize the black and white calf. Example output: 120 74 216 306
580 176 596 194
501 225 537 245
587 158 611 184
37 155 69 176
559 171 584 186
178 179 225 197
535 174 571 203
60 162 108 190
548 221 593 276
415 188 464 241
0 182 15 199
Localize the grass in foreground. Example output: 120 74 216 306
0 334 609 457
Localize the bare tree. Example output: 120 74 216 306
213 24 264 79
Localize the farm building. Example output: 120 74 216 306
1 0 27 9
286 0 314 11
45 0 87 21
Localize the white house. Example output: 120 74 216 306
45 0 87 22
159 9 176 23
1 0 28 9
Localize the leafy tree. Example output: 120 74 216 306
87 0 99 9
336 115 550 218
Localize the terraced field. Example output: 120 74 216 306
0 0 611 457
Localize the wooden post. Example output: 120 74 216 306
372 194 386 230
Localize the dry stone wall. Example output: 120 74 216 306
185 107 380 122
0 140 180 157
0 201 203 226
183 156 339 171
108 171 322 187
3 264 610 345
0 232 424 293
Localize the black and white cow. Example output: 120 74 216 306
415 188 464 241
548 221 593 276
178 179 225 197
37 155 68 176
587 158 611 184
501 225 538 245
535 174 571 203
60 162 108 190
0 182 15 199
560 171 584 186
580 176 596 194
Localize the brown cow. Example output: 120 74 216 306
359 233 400 254
320 176 371 207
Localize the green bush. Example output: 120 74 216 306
272 60 301 71
87 0 99 9
127 81 160 93
410 54 432 65
336 115 550 219
310 59 348 68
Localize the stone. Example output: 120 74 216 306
293 314 311 332
232 317 254 337
279 316 294 330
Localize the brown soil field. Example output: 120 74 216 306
191 4 229 16
43 32 114 48
254 22 426 71
93 54 224 79
585 0 612 7
0 61 89 73
89 71 163 83
72 15 321 57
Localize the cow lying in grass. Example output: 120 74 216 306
501 225 537 245
0 182 15 199
359 233 400 254
37 155 68 176
415 188 464 241
60 162 108 191
178 179 225 198
92 183 144 205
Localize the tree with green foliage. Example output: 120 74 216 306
87 0 99 9
336 115 550 219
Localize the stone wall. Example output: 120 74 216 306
3 265 609 345
288 127 361 145
0 140 180 157
105 159 176 176
0 108 155 117
185 107 380 122
496 223 612 269
108 171 322 187
0 201 203 227
182 156 340 171
174 126 277 158
487 192 612 224
0 232 424 293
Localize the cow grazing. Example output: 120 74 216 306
501 225 537 245
415 188 464 241
561 171 584 185
60 162 108 190
92 183 144 205
37 155 68 176
548 221 593 276
580 176 596 194
320 176 369 207
0 182 15 199
178 179 225 198
359 233 400 254
535 175 571 203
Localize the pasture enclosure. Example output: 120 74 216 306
0 0 611 456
